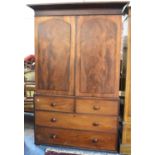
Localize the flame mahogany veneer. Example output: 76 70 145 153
29 2 128 152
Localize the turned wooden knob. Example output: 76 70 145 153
51 102 56 107
93 105 100 110
36 98 40 102
92 122 99 126
92 138 98 143
50 134 57 139
51 118 57 122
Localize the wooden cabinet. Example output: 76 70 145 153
29 2 127 151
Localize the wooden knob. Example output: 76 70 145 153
51 102 56 107
92 138 98 143
93 105 100 110
92 122 99 126
50 134 57 139
36 98 40 102
51 118 57 122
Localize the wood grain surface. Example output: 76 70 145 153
35 16 75 95
76 99 119 115
35 96 74 112
76 16 121 98
35 126 117 151
35 111 118 133
32 3 124 151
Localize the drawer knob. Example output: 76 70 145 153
93 105 100 110
92 122 99 126
51 118 57 122
36 99 40 102
50 134 57 139
92 138 98 143
51 102 56 107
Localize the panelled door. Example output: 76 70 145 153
76 16 122 98
35 16 75 96
35 15 121 97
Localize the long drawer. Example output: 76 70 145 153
35 126 117 151
76 99 119 115
35 96 74 112
35 111 118 133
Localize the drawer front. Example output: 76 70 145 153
35 126 117 151
76 99 119 115
36 111 118 133
35 96 74 112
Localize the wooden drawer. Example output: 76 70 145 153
35 96 74 112
35 111 118 133
35 126 117 151
76 99 119 115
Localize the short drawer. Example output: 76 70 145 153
35 111 118 133
76 99 119 115
35 96 74 112
35 126 117 151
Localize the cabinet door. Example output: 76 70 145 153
35 16 75 95
76 16 121 97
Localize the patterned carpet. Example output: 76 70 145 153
24 113 120 155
